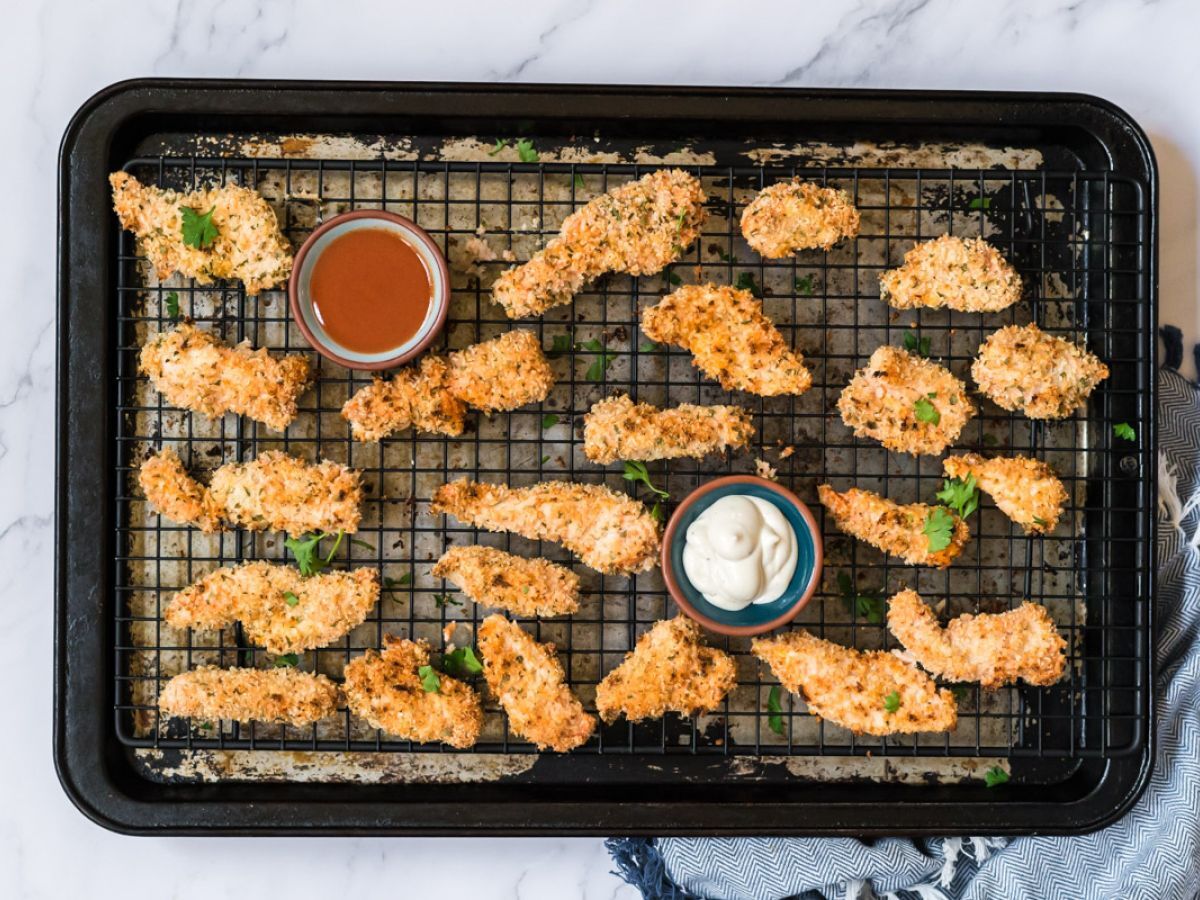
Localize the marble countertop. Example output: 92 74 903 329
4 1 1197 897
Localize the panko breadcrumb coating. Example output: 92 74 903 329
642 284 812 396
139 323 311 431
343 635 483 748
164 561 379 655
477 614 596 751
583 393 755 464
431 480 661 575
595 617 736 724
158 666 340 727
879 235 1022 312
837 345 976 455
887 589 1067 689
751 629 957 736
432 545 581 617
109 171 292 296
492 169 707 319
445 330 554 413
138 448 224 532
971 324 1110 419
740 180 860 257
818 484 969 568
944 452 1068 534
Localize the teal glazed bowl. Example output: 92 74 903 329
662 475 823 637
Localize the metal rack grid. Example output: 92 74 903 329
112 156 1151 762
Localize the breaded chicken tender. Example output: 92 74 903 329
740 180 860 257
432 545 581 617
818 484 969 568
138 448 225 532
477 614 596 751
752 630 957 736
431 480 661 575
158 666 339 727
343 635 483 748
492 169 707 319
110 171 292 295
583 393 754 464
972 324 1109 419
880 235 1022 312
837 346 976 455
642 285 812 396
164 561 379 654
944 452 1068 534
139 323 311 431
445 330 555 413
887 589 1067 688
595 617 736 724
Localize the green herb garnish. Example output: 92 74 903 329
984 766 1010 787
883 691 901 713
488 138 508 155
433 593 462 609
667 271 683 286
349 538 375 552
924 507 956 552
623 460 669 500
903 330 931 358
548 333 574 358
794 274 815 296
969 197 992 211
578 337 617 381
541 455 551 465
516 138 538 163
982 433 998 447
649 501 664 523
767 686 785 736
284 530 345 577
384 572 412 592
1113 422 1137 441
836 571 886 624
914 396 940 425
180 206 219 249
164 291 181 319
639 340 659 352
937 475 979 519
441 646 484 678
283 591 300 607
418 665 441 693
273 653 299 668
542 413 560 429
574 173 586 190
733 272 760 296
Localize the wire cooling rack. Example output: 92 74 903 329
113 157 1151 761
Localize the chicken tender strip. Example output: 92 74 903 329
477 614 596 751
138 448 224 532
158 666 339 727
972 323 1110 419
343 635 483 748
879 235 1022 312
342 356 467 440
740 180 860 257
583 393 754 464
446 330 555 413
595 617 736 724
432 545 581 617
887 589 1067 688
492 169 707 319
642 285 812 396
164 561 379 655
818 484 969 568
431 480 661 575
837 346 976 455
110 171 292 296
944 452 1068 534
752 630 957 736
139 323 311 431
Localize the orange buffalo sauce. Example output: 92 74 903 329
311 228 432 354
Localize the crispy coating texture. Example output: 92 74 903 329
583 393 755 464
431 480 661 575
432 545 581 617
944 452 1068 534
642 284 812 396
109 171 292 296
446 330 555 413
477 615 596 751
492 169 707 319
837 346 976 455
752 630 957 736
880 235 1022 312
139 323 310 431
164 561 379 654
158 666 340 726
595 617 736 724
972 324 1110 419
138 448 224 532
740 180 860 257
343 635 483 748
818 484 969 568
887 589 1067 689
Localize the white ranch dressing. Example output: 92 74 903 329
681 494 798 611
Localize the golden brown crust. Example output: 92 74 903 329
138 448 225 532
971 324 1109 419
595 617 736 724
492 169 707 319
837 346 976 455
432 545 581 617
751 629 957 736
445 330 555 413
109 171 292 296
341 356 467 440
343 636 483 748
158 666 340 726
477 615 596 751
879 235 1022 312
817 484 969 568
887 589 1067 688
139 323 310 431
740 180 860 257
641 284 812 396
944 452 1068 534
583 393 755 464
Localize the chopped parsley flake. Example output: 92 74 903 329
578 337 617 381
623 460 669 500
441 646 483 678
273 653 299 668
285 531 345 577
283 591 300 607
418 665 441 693
574 173 585 190
516 138 539 163
883 691 901 713
903 330 931 358
936 475 979 519
767 686 785 736
180 206 219 249
541 413 560 429
488 138 508 156
968 197 993 211
794 274 815 296
984 766 1010 787
733 272 760 297
1113 422 1137 441
924 507 956 552
164 291 180 319
914 396 940 425
639 340 660 352
836 571 886 624
548 333 573 358
433 593 462 609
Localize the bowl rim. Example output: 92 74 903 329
287 209 450 371
661 474 824 637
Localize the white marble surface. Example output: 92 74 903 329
3 1 1198 897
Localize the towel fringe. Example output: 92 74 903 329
843 877 866 900
938 838 962 887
